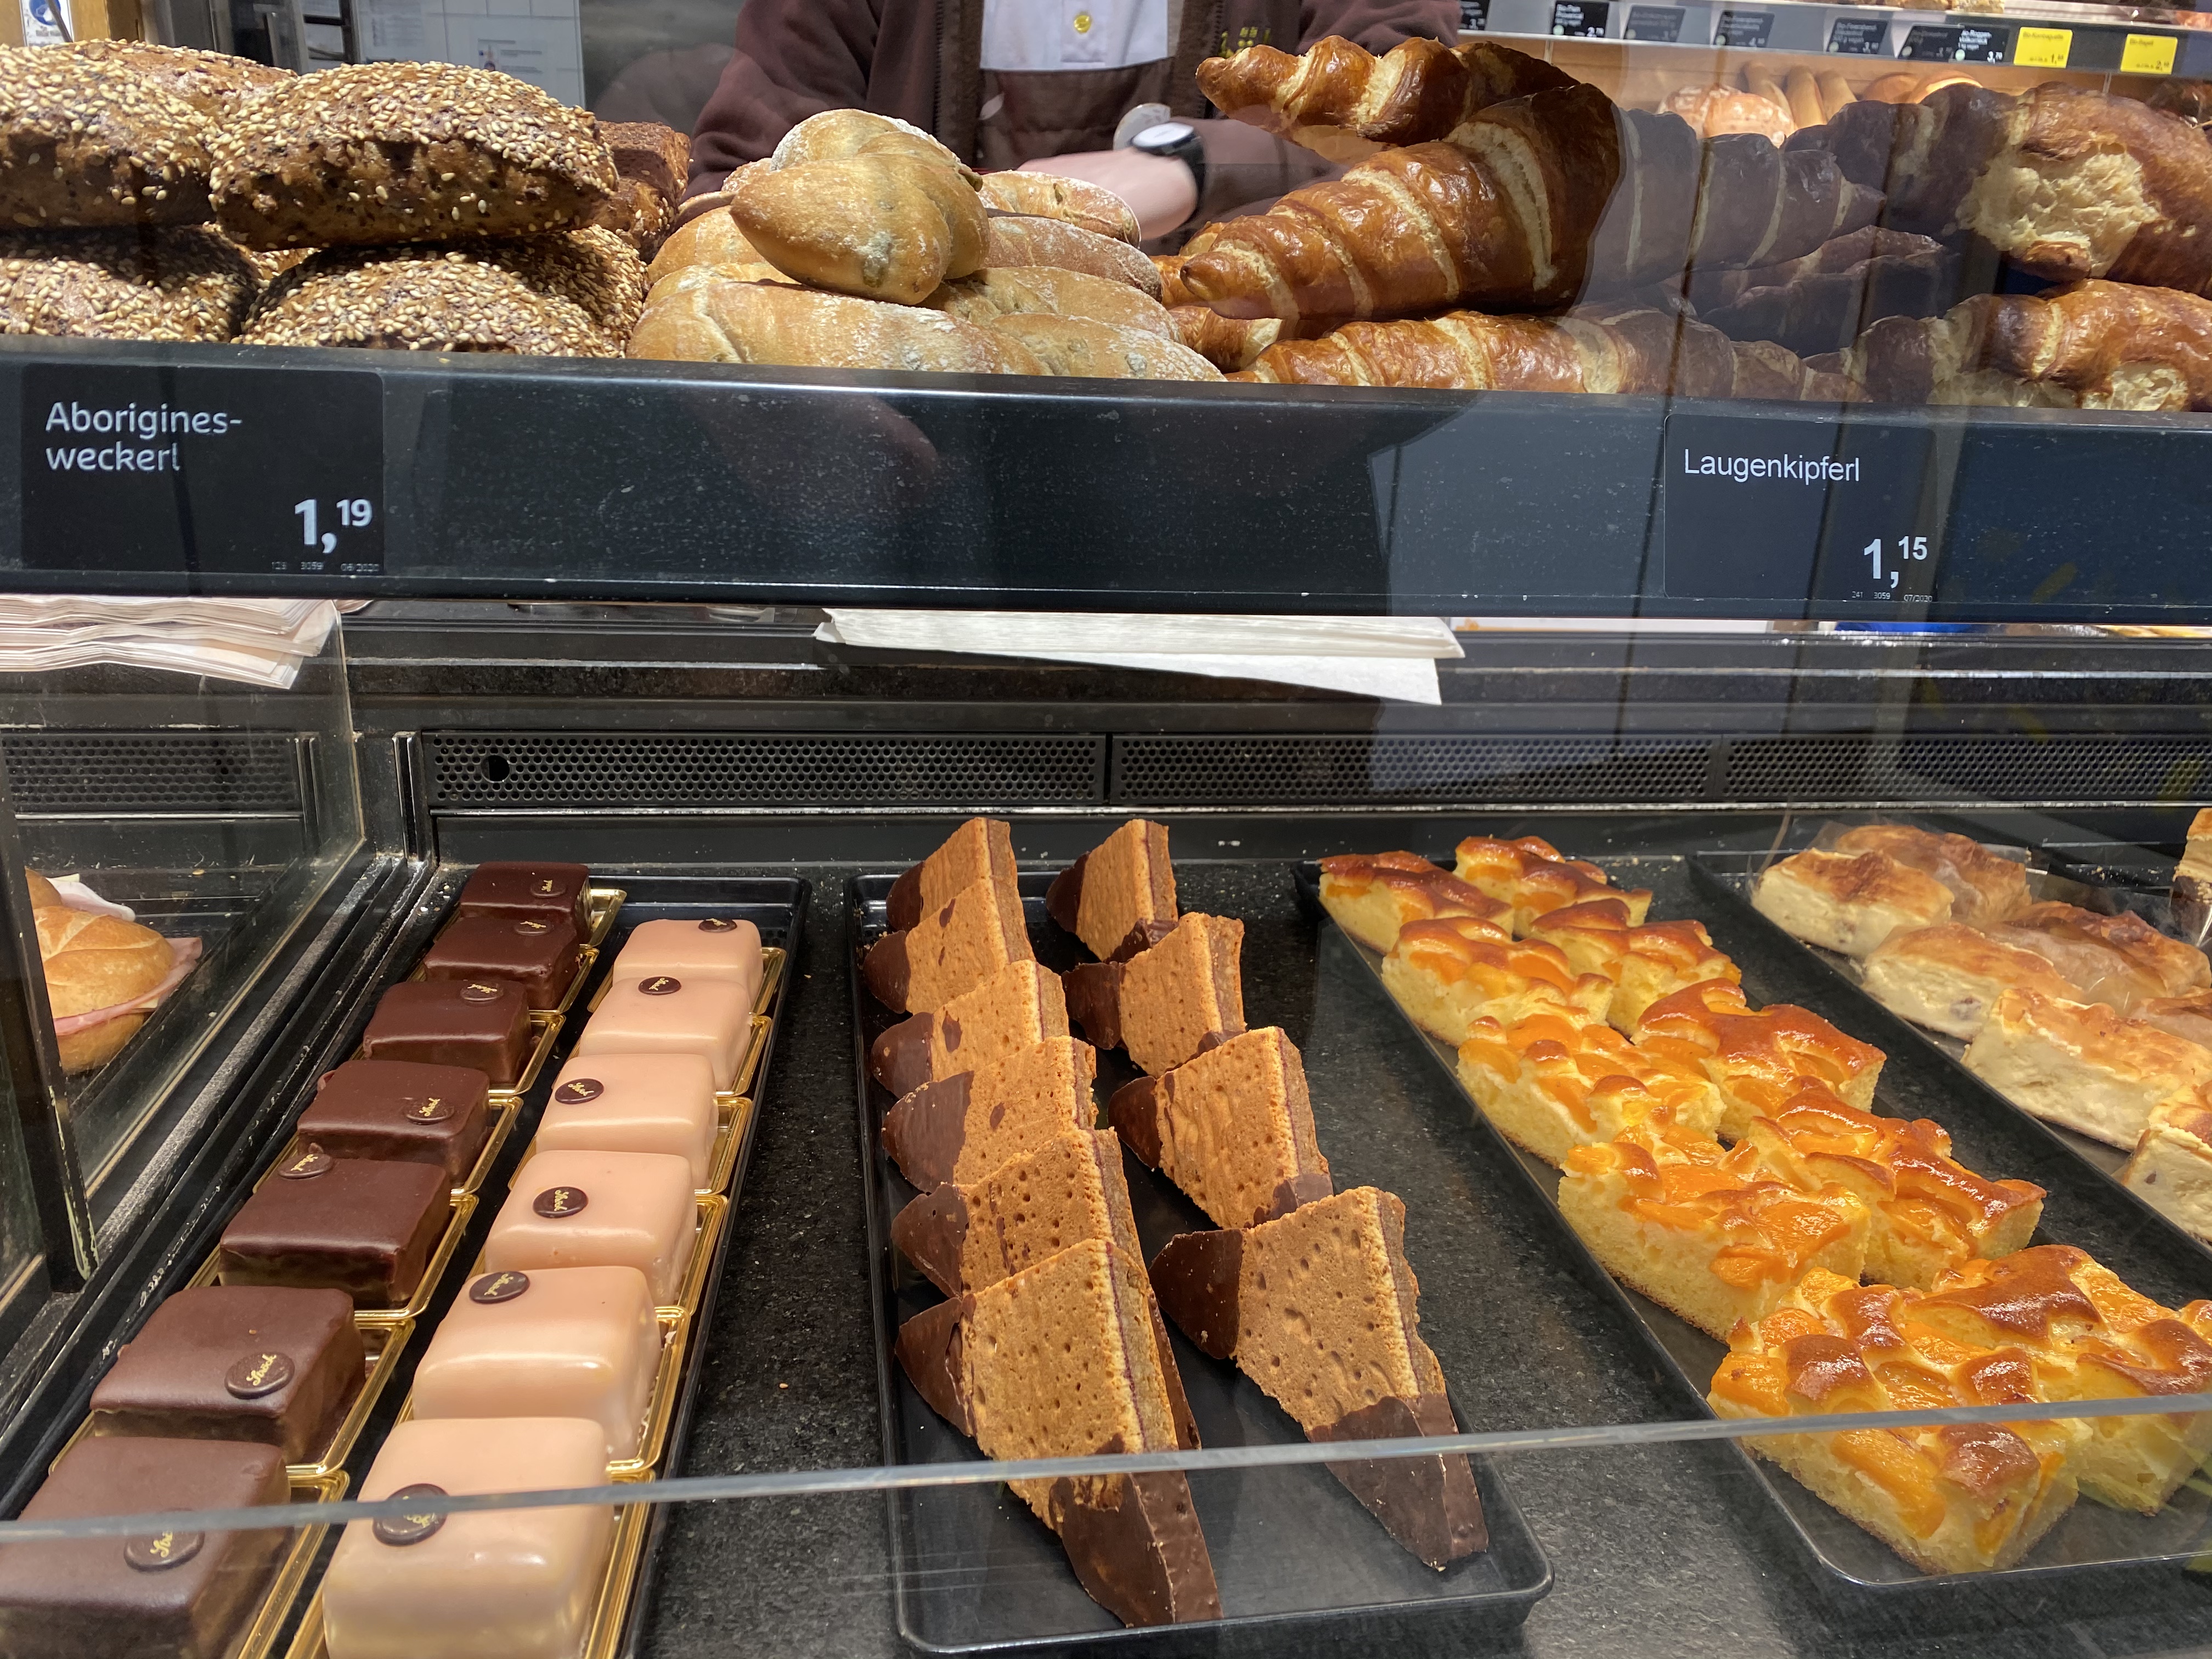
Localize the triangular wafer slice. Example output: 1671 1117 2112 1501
888 818 1021 933
1047 820 1178 960
869 959 1069 1097
891 1128 1199 1449
1108 1026 1331 1227
864 871 1032 1013
895 1239 1221 1627
1149 1187 1485 1569
879 1036 1096 1189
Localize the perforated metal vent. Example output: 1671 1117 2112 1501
1728 735 2212 806
0 733 302 817
427 733 1106 809
1110 736 1711 806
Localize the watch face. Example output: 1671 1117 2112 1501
1135 122 1197 152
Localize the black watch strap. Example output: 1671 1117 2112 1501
1130 120 1206 215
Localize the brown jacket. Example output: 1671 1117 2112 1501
687 0 1462 220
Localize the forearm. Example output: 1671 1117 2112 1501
1189 118 1339 218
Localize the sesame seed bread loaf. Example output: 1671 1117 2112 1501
0 47 216 228
60 40 291 120
1148 1187 1486 1568
242 233 638 356
985 313 1223 380
627 274 1042 373
978 171 1142 244
210 62 617 251
0 228 257 341
1108 1026 1332 1228
984 214 1164 298
868 958 1069 1097
1317 851 1506 954
1047 820 1177 961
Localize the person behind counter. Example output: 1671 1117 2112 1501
685 0 1464 240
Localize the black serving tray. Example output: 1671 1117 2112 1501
1294 854 2212 1596
849 874 1553 1659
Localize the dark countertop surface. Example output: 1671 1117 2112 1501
636 861 2212 1659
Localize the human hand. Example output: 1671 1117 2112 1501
1017 148 1195 239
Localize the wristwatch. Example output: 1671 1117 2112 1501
1130 121 1206 215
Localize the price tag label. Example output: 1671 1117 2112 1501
1712 9 1773 46
1459 0 1489 27
1624 5 1684 41
1661 412 1942 609
20 363 385 576
1551 1 1610 36
2014 25 2071 66
1827 16 1887 53
2121 31 2177 72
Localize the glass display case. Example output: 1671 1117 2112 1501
8 7 2212 1658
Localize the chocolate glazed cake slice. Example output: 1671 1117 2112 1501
879 1036 1098 1189
1109 1026 1333 1228
887 819 1022 933
1065 913 1245 1076
869 960 1069 1098
1047 820 1179 961
864 870 1034 1014
1150 1187 1486 1570
891 1128 1200 1449
895 1238 1221 1627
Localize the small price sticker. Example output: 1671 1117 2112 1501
2121 31 2177 73
2014 25 2070 66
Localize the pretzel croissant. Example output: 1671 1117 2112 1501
1181 83 1881 321
1197 35 1573 161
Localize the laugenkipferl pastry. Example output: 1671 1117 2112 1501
1735 1082 2043 1289
1108 1026 1331 1228
1317 850 1506 953
1911 1245 2212 1515
1707 1271 2082 1574
1148 1186 1485 1570
1632 979 1886 1142
1859 922 2081 1040
1380 916 1612 1043
1961 985 2212 1149
2121 1085 2212 1240
1454 1008 1723 1166
1829 825 2032 929
1453 836 1648 935
1752 848 1954 957
1559 1116 1871 1339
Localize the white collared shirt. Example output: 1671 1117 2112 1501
979 0 1172 71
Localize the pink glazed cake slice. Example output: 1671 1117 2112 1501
483 1149 697 1303
538 1052 719 1188
573 975 751 1090
611 918 763 1007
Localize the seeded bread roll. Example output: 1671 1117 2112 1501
0 47 215 228
60 40 291 120
242 239 623 356
210 62 618 250
0 228 257 340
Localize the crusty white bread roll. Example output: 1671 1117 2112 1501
628 274 1043 373
1658 84 1790 144
771 108 972 177
731 151 988 305
36 902 176 1073
985 215 1164 297
646 208 764 285
978 172 1142 244
984 313 1222 379
928 265 1174 338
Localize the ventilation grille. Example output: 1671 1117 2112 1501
427 733 1107 809
1111 736 1712 806
1726 735 2212 806
0 733 303 816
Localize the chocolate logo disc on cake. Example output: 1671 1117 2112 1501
535 878 560 895
126 1530 202 1571
225 1352 295 1399
534 1186 588 1218
698 918 737 932
279 1147 332 1180
640 975 681 997
469 1270 530 1304
404 1094 454 1123
515 919 549 935
374 1484 448 1546
460 981 504 1003
554 1079 604 1104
